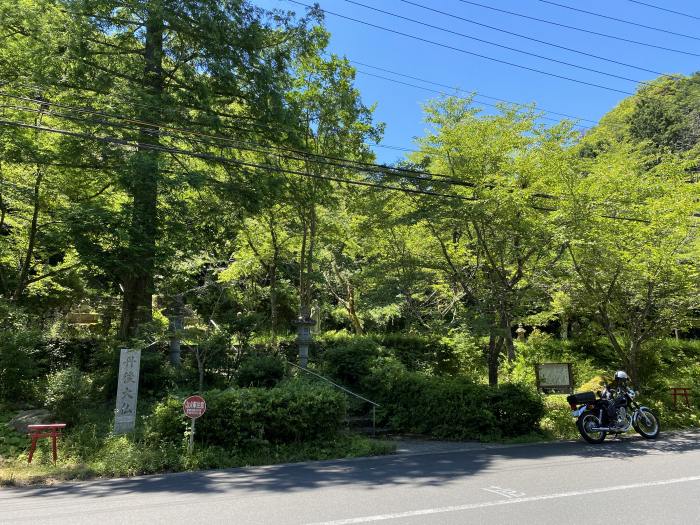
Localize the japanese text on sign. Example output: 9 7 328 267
114 348 141 434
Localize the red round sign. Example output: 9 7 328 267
183 395 206 419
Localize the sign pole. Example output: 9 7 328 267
183 395 206 454
189 417 195 454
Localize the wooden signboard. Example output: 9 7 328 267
535 362 574 394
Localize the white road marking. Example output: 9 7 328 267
307 475 700 525
481 486 526 499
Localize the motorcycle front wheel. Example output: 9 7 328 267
633 408 660 439
577 411 607 444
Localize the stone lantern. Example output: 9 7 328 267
294 316 315 368
516 323 527 342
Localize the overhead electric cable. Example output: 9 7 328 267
287 0 635 95
341 0 646 85
455 0 700 57
0 118 479 201
1 117 696 226
0 90 467 185
536 0 700 41
624 0 700 21
397 0 666 77
353 69 588 130
350 60 598 124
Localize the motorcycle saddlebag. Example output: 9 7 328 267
566 391 596 406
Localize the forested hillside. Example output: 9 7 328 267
0 0 698 482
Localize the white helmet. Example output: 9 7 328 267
614 370 629 382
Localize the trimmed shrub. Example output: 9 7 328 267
236 354 285 388
368 371 544 440
322 337 381 387
148 382 346 448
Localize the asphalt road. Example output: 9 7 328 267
2 430 700 525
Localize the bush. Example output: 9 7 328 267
0 329 42 404
236 354 285 388
148 382 346 448
321 336 381 387
377 333 470 376
368 370 544 440
43 367 93 424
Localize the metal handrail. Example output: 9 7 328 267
286 360 380 436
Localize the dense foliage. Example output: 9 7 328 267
0 0 699 481
148 383 346 447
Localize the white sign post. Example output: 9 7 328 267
114 348 141 434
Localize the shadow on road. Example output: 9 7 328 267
5 430 699 500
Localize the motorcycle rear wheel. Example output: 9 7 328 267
633 408 660 439
577 411 607 444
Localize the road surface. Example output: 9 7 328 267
2 430 699 524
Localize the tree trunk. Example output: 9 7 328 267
269 215 280 347
298 215 308 318
13 166 43 301
487 332 504 386
627 340 641 387
119 10 164 338
346 281 364 335
500 309 515 361
168 294 184 366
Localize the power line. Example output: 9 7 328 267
536 0 700 41
397 0 667 77
350 61 598 125
354 69 586 128
288 0 635 95
455 0 700 57
0 91 469 187
2 117 697 227
343 0 646 85
624 0 700 21
0 118 479 201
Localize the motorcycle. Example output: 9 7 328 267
567 370 660 444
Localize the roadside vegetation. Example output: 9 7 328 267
1 0 699 485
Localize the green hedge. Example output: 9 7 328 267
368 370 544 440
148 382 346 448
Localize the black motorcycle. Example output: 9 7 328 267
567 370 660 444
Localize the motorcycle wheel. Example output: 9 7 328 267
577 411 607 444
633 408 660 439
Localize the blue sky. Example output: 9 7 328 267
257 0 699 163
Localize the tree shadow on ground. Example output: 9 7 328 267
3 430 699 501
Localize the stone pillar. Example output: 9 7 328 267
294 317 315 368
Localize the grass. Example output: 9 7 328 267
0 413 395 487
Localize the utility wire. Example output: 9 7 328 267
343 0 646 85
624 0 700 21
0 118 479 201
455 0 700 57
288 0 635 95
0 91 469 186
536 0 700 41
3 117 695 227
397 0 667 77
353 69 586 128
350 60 597 125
